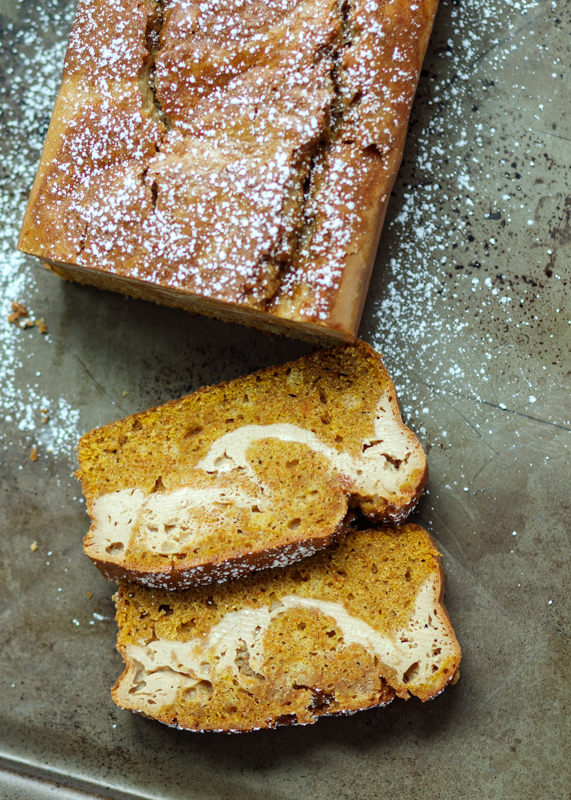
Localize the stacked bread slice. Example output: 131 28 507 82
77 342 461 730
78 342 428 587
113 524 460 731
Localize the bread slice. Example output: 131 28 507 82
18 0 440 343
112 524 461 731
77 342 427 588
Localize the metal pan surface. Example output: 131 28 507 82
0 1 569 798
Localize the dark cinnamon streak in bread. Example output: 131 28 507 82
112 524 461 732
76 342 427 589
19 0 439 343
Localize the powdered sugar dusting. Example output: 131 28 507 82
367 0 570 445
1 4 82 464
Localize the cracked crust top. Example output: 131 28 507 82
18 0 439 342
77 341 428 589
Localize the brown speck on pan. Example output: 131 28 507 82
30 445 38 461
8 301 29 324
30 541 38 553
7 302 48 333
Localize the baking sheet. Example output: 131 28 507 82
1 0 569 798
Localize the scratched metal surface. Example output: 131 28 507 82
0 0 569 798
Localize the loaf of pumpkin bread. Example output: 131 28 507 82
77 342 427 588
112 523 461 731
19 0 439 342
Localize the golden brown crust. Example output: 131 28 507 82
19 0 439 342
77 342 428 588
87 521 349 590
112 524 461 731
